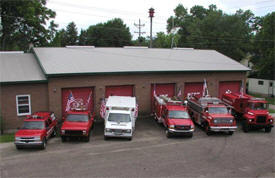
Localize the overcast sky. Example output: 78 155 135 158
46 0 275 39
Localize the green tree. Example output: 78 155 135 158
0 0 56 51
132 36 149 46
251 12 275 80
64 22 78 45
50 29 66 47
78 29 88 45
86 18 132 47
154 32 179 48
166 4 254 61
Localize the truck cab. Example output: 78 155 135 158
188 95 237 135
153 95 194 138
222 91 273 132
60 110 94 142
102 96 138 141
14 112 57 150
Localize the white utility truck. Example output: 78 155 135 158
100 96 138 141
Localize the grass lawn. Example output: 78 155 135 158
249 93 275 105
0 133 14 143
269 109 275 113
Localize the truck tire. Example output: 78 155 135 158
265 127 272 133
242 121 249 133
228 131 234 135
41 138 46 150
104 136 108 140
205 123 211 136
166 130 171 138
16 145 23 150
61 136 66 142
51 127 57 137
128 137 132 141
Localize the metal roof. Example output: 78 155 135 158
0 52 46 83
33 47 250 76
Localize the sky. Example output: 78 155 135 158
46 0 275 39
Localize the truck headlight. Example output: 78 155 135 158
190 125 194 129
229 119 233 123
249 119 253 122
169 125 175 129
83 130 87 135
213 119 218 123
33 136 41 141
61 130 65 134
125 129 131 133
105 128 111 132
270 119 273 123
15 137 20 141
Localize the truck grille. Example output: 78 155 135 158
175 125 191 130
65 130 83 135
214 118 233 124
256 116 266 123
18 137 36 143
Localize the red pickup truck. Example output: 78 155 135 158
153 95 194 138
14 112 57 150
222 91 273 132
60 109 94 142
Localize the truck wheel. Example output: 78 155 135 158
84 134 90 142
128 137 132 141
242 121 249 133
41 138 46 150
205 123 211 136
166 130 171 138
265 127 272 133
228 131 234 135
51 127 57 137
16 145 23 150
61 136 66 142
104 136 108 140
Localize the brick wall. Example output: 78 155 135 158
0 83 49 133
47 71 246 120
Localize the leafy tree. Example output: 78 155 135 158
154 32 180 48
86 18 132 47
50 29 66 47
132 36 149 46
64 22 78 45
0 0 56 51
251 12 275 80
166 4 255 61
78 29 88 45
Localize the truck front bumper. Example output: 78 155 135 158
104 132 132 138
168 128 194 134
14 141 43 147
210 126 237 132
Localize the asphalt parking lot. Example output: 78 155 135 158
1 116 274 178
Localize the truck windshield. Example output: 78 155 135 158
67 114 89 122
22 121 44 130
208 107 228 114
249 103 267 110
168 111 189 119
108 113 131 122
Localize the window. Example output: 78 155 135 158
16 95 31 116
258 81 264 85
270 82 273 87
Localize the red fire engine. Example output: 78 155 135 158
187 94 237 135
222 91 273 132
153 95 194 138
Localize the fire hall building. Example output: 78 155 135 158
0 46 249 132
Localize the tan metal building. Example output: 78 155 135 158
0 47 249 132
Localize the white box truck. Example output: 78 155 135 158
100 96 138 140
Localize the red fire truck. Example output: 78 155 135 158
153 95 194 138
60 91 95 142
222 91 273 132
60 108 94 142
187 94 237 135
14 112 57 150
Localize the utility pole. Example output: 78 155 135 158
134 19 145 44
149 8 155 48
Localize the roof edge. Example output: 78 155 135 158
0 80 48 85
45 70 249 77
31 48 47 77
